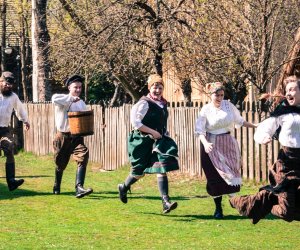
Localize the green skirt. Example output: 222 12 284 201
128 130 179 176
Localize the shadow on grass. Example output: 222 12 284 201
85 193 196 201
0 175 51 179
0 182 51 200
140 212 279 222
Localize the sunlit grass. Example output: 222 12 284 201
0 152 298 249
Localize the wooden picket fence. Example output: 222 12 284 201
22 103 279 182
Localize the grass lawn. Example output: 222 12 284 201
0 152 299 249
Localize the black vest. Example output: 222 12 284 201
140 96 168 134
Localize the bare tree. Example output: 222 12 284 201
32 0 51 101
185 0 299 103
47 0 300 105
48 0 194 103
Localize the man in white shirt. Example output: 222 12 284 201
51 74 93 198
0 71 30 191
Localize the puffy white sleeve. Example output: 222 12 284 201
254 117 279 144
130 100 149 129
51 94 74 108
13 95 28 122
195 107 207 136
229 102 244 129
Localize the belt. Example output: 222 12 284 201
221 131 230 135
208 131 230 136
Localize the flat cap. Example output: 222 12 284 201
65 74 84 86
1 71 15 84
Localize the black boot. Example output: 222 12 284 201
162 195 178 214
53 169 63 194
75 165 93 198
118 175 138 204
213 196 223 219
118 183 129 204
6 162 24 191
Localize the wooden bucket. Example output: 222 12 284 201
68 110 94 136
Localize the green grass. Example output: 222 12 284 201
0 152 299 249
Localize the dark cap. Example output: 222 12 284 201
65 74 84 86
1 71 15 84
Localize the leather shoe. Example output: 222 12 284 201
213 209 224 219
53 185 60 195
118 183 129 203
75 184 93 198
8 179 24 191
162 195 178 213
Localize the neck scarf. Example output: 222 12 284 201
147 93 167 105
270 100 300 117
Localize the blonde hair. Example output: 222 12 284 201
206 82 225 94
147 74 163 89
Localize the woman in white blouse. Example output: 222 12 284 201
118 74 179 214
195 82 257 219
230 75 300 224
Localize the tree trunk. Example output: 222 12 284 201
1 0 7 72
112 74 141 103
153 0 163 76
32 0 51 101
19 0 29 101
84 71 89 102
109 83 120 107
181 79 192 102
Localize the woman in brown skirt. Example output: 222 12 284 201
230 75 300 224
195 82 257 219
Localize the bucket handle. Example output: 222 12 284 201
67 101 74 112
67 100 92 112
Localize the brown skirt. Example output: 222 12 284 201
200 142 240 196
230 146 300 223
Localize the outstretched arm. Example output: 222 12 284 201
243 121 258 128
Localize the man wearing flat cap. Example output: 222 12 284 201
0 71 30 191
51 74 93 198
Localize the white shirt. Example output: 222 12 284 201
52 93 87 132
0 92 28 127
254 113 300 148
130 99 164 129
195 100 244 135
